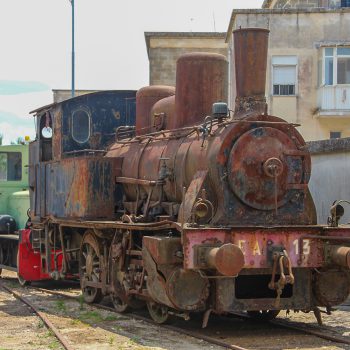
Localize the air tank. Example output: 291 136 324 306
136 86 175 135
0 215 17 234
174 52 228 129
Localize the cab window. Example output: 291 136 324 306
72 109 90 143
0 152 22 181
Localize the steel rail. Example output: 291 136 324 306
0 284 73 350
230 311 350 346
26 286 248 350
26 285 350 349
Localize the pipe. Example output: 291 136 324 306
233 27 270 117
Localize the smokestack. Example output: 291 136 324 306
233 28 269 117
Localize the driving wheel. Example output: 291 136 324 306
79 231 103 303
147 301 169 324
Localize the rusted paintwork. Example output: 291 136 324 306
27 28 350 323
174 52 228 129
45 157 119 219
329 245 350 268
166 268 209 310
206 243 245 276
150 95 175 132
29 90 136 221
136 86 175 136
233 28 269 117
143 236 182 265
107 114 314 226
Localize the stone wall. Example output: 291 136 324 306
267 0 341 8
145 33 228 86
308 137 350 224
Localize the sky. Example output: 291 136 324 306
0 0 263 145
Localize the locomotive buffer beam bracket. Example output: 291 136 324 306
268 249 294 308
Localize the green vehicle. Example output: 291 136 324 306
0 144 30 274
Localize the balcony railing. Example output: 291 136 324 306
318 85 350 112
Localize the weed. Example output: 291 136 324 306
78 310 104 323
108 336 115 345
55 300 66 312
37 320 45 329
78 294 85 310
104 314 118 322
48 340 60 350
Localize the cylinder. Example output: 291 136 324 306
174 52 228 129
150 95 175 132
136 86 175 135
206 243 244 276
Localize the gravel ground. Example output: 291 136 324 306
0 271 222 350
1 270 349 350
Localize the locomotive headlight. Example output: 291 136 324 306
194 201 209 219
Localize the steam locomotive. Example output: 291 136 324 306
23 28 350 326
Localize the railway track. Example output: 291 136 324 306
0 283 73 350
15 283 350 350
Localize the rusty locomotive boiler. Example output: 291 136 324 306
26 28 350 326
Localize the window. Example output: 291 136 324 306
0 152 22 181
330 131 342 139
323 47 350 85
72 108 90 143
341 0 350 7
272 56 297 96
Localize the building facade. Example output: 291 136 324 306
52 89 98 103
145 32 228 86
227 5 350 141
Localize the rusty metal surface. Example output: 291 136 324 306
207 243 245 276
150 95 175 132
174 52 228 129
182 226 329 270
143 236 182 265
329 245 350 268
136 86 175 136
313 270 350 307
45 157 118 219
59 90 136 156
216 268 312 313
233 28 269 116
108 114 315 226
227 126 307 211
165 268 209 310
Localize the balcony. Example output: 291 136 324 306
317 85 350 116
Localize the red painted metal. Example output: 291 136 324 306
174 52 228 129
136 86 175 135
18 229 63 281
182 227 331 270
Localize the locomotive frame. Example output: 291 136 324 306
23 28 350 326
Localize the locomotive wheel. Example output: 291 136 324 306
147 301 169 324
79 231 103 304
247 310 280 321
111 295 129 313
